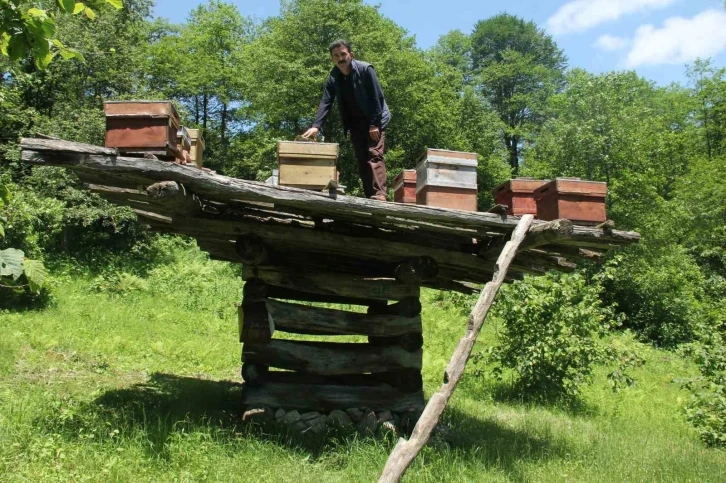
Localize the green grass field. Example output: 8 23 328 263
1 246 725 482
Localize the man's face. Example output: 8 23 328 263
331 46 352 73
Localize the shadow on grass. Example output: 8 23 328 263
45 372 578 475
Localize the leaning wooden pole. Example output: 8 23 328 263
378 215 535 483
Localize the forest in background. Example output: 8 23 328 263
2 0 726 449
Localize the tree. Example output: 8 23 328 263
1 0 122 69
470 14 566 172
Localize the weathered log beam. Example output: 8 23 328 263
242 340 422 375
87 184 148 203
368 297 422 318
242 382 424 413
266 299 422 337
241 362 268 386
479 219 574 259
259 369 424 394
242 277 388 307
368 333 424 352
242 266 420 302
19 138 544 232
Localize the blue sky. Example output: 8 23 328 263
153 0 726 86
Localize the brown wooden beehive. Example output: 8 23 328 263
415 149 478 211
534 178 607 225
393 170 417 204
277 141 338 190
104 101 182 159
492 178 548 216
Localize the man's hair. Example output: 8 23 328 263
328 39 352 54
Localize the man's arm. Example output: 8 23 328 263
303 76 336 138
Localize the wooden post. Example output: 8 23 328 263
378 215 534 483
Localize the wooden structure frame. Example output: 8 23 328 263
20 138 640 482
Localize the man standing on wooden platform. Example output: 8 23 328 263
302 39 391 201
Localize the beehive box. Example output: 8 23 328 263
277 141 338 190
104 101 181 159
534 178 607 225
415 149 478 211
492 178 548 216
393 170 417 204
187 128 205 168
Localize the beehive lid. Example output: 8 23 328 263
535 178 607 197
104 101 179 120
277 141 339 159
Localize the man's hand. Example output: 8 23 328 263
302 127 319 139
369 126 380 142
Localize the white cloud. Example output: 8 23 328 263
547 0 677 35
594 34 629 52
625 10 726 67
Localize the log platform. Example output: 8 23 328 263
20 138 641 480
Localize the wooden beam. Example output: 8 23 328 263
266 299 421 337
235 235 269 266
238 302 273 343
394 257 438 284
242 382 424 413
242 266 420 302
242 339 422 375
146 181 203 217
379 215 535 483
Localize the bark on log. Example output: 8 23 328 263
242 382 425 413
479 219 574 258
368 333 424 353
242 340 422 375
242 266 420 302
368 298 422 318
266 299 422 337
378 214 535 483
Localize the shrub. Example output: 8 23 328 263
681 334 726 447
485 271 623 400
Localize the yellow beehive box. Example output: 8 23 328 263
187 129 205 168
277 141 338 190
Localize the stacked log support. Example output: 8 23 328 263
239 254 426 418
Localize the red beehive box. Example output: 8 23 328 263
415 149 478 211
492 178 548 215
393 169 416 204
104 101 182 160
534 178 607 225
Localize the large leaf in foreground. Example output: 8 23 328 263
0 248 24 279
23 258 48 293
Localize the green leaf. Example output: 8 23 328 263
105 0 123 9
0 248 24 280
73 2 85 14
59 47 84 62
57 0 76 13
0 183 9 205
84 6 96 20
26 8 47 19
35 50 56 70
23 258 47 293
0 224 5 238
0 32 10 56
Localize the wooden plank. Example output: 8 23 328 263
379 215 534 483
277 141 338 157
266 299 421 337
254 369 423 394
242 339 422 375
278 158 336 188
242 382 424 412
242 266 420 302
238 302 274 343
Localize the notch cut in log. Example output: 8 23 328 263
242 339 422 376
242 382 424 413
267 299 421 337
235 234 268 266
241 362 269 386
368 297 422 318
238 302 273 343
242 266 420 302
145 181 203 216
379 214 535 483
394 257 438 284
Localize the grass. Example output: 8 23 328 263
1 244 725 482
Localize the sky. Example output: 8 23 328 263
153 0 726 86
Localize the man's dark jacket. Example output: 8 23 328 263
312 59 391 134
